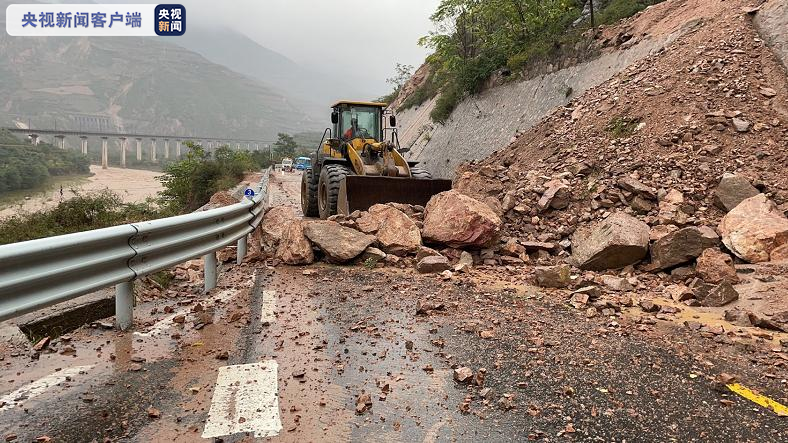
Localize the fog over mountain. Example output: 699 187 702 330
0 0 437 139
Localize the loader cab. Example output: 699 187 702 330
331 101 387 142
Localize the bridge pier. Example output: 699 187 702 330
101 137 109 169
119 137 127 168
136 138 142 161
55 135 65 150
164 139 170 160
150 139 157 162
80 136 88 155
29 134 39 145
176 140 181 158
255 143 259 151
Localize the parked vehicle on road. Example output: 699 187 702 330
281 158 293 172
295 157 311 170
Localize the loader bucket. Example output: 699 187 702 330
337 175 453 215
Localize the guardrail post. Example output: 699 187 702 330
204 251 217 292
115 281 134 330
237 235 247 265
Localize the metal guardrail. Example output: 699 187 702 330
0 168 271 329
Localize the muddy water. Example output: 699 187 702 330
0 166 163 218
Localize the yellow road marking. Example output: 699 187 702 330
727 383 788 416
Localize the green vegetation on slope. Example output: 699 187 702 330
157 143 258 212
0 130 90 194
414 0 664 123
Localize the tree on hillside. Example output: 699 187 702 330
387 63 415 92
379 63 415 104
273 133 297 159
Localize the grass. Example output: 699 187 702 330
399 72 440 111
605 116 641 138
149 270 175 289
363 257 379 269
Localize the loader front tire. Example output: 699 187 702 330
301 168 319 217
318 163 353 219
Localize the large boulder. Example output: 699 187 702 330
260 206 297 251
650 226 719 270
713 173 759 212
303 221 376 263
361 204 421 256
571 212 650 271
695 248 738 284
275 221 314 265
422 191 502 248
718 194 788 263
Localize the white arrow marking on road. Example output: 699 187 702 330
202 361 282 439
261 290 276 325
0 365 95 412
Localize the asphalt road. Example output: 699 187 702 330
0 173 785 442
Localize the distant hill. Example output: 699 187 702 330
0 1 321 140
173 26 376 123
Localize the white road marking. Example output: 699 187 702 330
0 365 94 412
261 290 276 325
202 361 282 439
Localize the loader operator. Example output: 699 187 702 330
343 115 371 140
343 116 359 140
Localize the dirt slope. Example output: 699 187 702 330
456 0 788 237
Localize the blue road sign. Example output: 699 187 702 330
244 188 255 197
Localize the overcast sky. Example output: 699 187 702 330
94 0 441 94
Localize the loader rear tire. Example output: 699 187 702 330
318 163 353 219
301 169 319 217
409 166 432 179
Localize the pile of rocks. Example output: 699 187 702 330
259 190 503 272
442 2 788 332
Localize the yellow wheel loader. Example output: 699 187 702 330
301 101 452 219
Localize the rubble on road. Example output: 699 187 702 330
649 226 719 270
303 220 376 263
276 221 314 265
719 194 788 263
417 255 451 274
570 212 649 271
422 190 502 248
534 264 571 288
714 173 760 212
261 206 298 250
695 248 739 284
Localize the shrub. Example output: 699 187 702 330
158 143 257 212
0 190 164 244
430 82 463 124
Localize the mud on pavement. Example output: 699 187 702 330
1 172 786 442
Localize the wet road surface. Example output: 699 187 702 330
1 172 786 442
